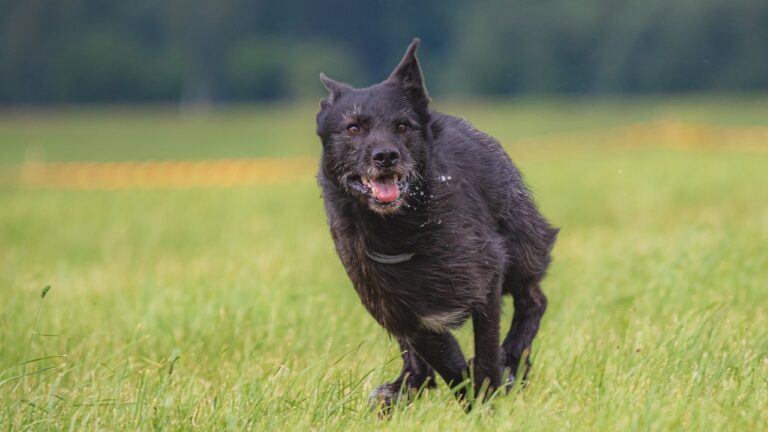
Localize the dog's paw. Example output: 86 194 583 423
466 358 516 393
368 383 399 409
502 369 516 392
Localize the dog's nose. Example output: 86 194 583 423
372 148 400 168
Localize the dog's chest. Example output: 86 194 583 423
333 221 495 336
352 256 471 336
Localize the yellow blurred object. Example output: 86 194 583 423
17 157 317 189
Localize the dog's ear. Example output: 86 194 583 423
387 38 429 106
319 73 351 107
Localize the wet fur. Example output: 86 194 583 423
316 39 558 404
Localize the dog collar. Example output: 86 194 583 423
365 250 415 264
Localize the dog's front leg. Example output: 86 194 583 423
369 338 436 407
471 284 502 400
408 330 469 400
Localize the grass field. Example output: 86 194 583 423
1 96 767 430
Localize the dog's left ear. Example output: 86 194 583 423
387 38 429 106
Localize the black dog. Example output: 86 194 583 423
316 39 557 406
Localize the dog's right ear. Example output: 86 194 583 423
319 73 351 107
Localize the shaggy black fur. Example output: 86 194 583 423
316 39 558 406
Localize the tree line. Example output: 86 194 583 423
1 0 766 103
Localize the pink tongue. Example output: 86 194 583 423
370 178 400 203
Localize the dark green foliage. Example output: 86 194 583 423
0 0 766 102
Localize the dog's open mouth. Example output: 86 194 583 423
365 176 401 203
348 174 409 210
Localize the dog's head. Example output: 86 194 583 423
316 38 430 216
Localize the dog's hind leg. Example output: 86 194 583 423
369 338 436 407
501 279 548 383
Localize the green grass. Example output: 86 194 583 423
1 97 767 430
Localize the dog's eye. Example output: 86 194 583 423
396 123 409 133
347 124 361 135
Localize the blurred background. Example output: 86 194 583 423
1 0 767 105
